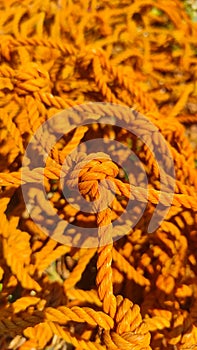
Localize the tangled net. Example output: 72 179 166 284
0 0 197 349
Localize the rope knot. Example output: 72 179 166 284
103 295 151 350
65 152 119 202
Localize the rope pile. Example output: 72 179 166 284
0 0 197 349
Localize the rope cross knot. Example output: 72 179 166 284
65 152 119 203
78 157 119 201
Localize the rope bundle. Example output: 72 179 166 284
0 0 197 349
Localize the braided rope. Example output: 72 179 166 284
0 1 197 349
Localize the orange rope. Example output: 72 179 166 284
0 1 197 350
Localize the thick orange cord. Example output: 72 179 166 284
0 1 197 350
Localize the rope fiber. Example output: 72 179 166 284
0 0 197 349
